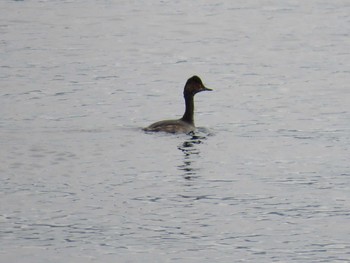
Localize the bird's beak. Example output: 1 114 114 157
202 86 213 91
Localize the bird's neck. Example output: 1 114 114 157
181 94 194 125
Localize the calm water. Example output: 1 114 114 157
1 1 350 262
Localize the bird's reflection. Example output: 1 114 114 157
177 132 207 180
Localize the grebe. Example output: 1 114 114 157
143 76 212 133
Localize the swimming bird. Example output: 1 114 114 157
143 76 212 133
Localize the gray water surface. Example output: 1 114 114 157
1 1 350 262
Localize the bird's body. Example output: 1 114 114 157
143 119 195 134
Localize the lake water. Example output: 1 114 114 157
1 0 350 262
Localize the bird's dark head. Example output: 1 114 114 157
184 76 212 97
